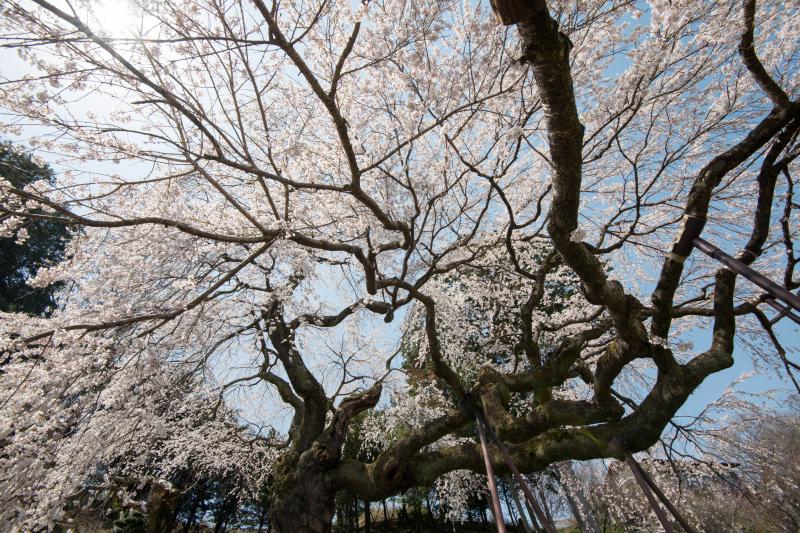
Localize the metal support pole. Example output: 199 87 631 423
694 237 800 313
628 455 699 533
507 478 534 533
523 497 544 532
760 293 800 325
477 416 507 533
623 454 674 533
475 410 557 533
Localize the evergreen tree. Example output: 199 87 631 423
0 141 70 316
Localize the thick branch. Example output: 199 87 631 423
264 303 328 453
650 4 799 338
739 0 790 108
518 9 649 356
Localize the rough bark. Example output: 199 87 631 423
268 376 382 531
13 1 795 531
271 468 336 533
146 481 180 533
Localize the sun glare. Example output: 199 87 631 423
88 0 139 38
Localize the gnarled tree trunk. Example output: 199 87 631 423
270 455 336 533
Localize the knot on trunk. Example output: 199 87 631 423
380 457 404 486
311 442 336 468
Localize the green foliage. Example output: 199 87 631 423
110 510 145 533
0 141 70 316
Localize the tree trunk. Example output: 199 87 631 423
271 470 335 533
184 482 206 533
257 508 267 533
147 481 180 533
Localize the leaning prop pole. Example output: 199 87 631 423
477 415 508 533
507 477 535 533
671 216 800 324
758 293 800 325
627 455 700 533
693 237 800 317
475 409 558 533
610 437 699 533
622 453 674 533
462 393 557 533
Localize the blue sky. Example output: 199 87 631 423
2 0 796 446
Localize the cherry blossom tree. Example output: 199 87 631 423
0 0 798 531
578 401 800 530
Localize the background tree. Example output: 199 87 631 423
706 400 800 530
0 140 70 316
547 400 800 531
0 0 798 531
